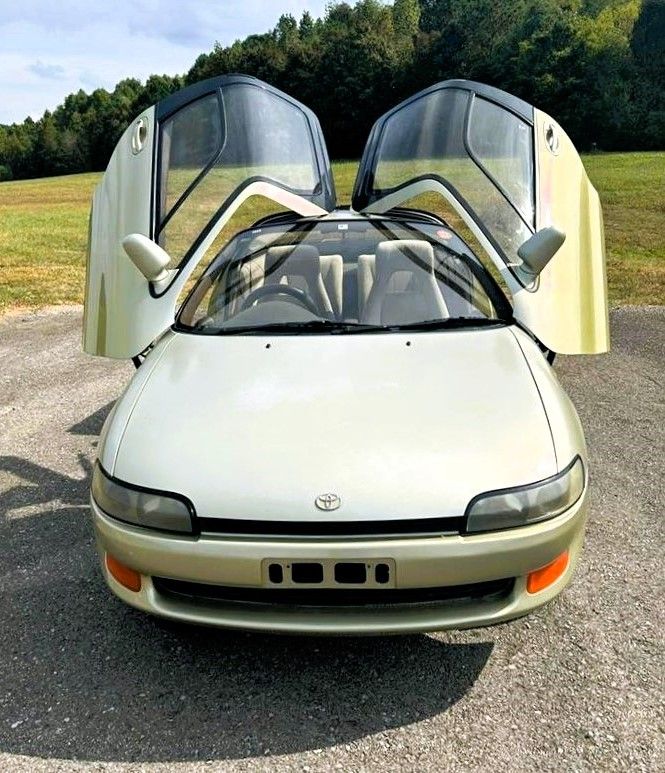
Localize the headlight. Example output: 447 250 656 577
92 464 195 533
466 457 584 533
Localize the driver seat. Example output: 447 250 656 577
264 245 335 317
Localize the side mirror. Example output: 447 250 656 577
122 234 171 283
517 227 566 279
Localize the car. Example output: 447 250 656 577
83 75 609 634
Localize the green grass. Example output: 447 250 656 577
0 173 99 310
0 154 663 313
582 152 665 306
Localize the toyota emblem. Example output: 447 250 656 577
315 493 341 511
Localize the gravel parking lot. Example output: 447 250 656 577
0 305 663 772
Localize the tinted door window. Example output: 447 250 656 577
367 87 535 275
157 83 319 266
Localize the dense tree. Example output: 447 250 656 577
631 0 665 146
393 0 422 35
299 10 316 38
0 0 662 181
130 74 184 116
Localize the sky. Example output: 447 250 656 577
0 0 329 124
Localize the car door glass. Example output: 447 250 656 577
373 88 468 191
466 97 534 227
372 88 532 269
159 93 223 220
157 83 319 267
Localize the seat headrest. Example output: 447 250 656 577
265 244 320 280
375 240 436 275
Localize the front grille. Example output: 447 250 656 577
197 516 466 539
152 576 515 609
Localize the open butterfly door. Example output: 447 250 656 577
352 80 609 354
83 75 336 358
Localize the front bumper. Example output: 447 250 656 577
91 493 588 635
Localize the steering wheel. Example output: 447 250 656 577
240 283 320 315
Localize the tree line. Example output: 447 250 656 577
0 0 663 181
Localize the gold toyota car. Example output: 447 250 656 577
84 76 608 634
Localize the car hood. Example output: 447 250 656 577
107 326 556 522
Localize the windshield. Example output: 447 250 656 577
177 217 510 335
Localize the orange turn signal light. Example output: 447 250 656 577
105 553 142 592
526 550 569 594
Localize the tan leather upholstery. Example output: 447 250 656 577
230 233 275 305
219 240 343 318
360 240 448 325
265 245 334 315
358 253 421 317
320 255 343 317
357 254 376 314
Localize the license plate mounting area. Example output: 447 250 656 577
262 558 396 588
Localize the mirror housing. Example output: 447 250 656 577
517 227 566 280
122 234 171 283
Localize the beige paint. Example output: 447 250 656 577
509 327 588 470
83 109 327 360
363 109 610 356
83 110 155 358
101 327 559 520
92 492 587 634
512 110 609 354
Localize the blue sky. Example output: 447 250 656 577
0 0 329 124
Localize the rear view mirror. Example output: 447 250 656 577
517 227 566 280
122 234 171 283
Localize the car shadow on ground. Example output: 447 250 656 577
0 414 493 763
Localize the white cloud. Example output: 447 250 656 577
27 61 66 80
0 0 328 124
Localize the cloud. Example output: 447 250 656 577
0 1 329 123
27 61 66 80
79 70 104 90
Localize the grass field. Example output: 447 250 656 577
0 153 663 313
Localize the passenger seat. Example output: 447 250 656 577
360 240 448 325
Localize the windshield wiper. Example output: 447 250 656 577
214 320 383 336
380 317 504 332
196 317 503 336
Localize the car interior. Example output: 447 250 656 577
178 217 502 331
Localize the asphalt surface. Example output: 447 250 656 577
0 305 663 772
